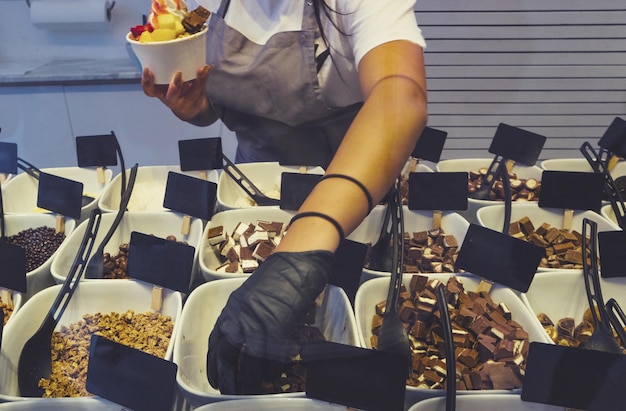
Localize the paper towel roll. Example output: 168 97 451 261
30 0 113 31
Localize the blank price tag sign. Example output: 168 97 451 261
305 340 407 411
75 134 118 167
86 335 177 411
0 142 18 175
279 173 323 211
455 224 543 292
538 171 605 212
37 172 83 220
178 137 223 171
488 123 546 166
411 126 448 163
522 342 626 410
163 171 217 221
598 116 626 158
127 231 195 293
599 230 626 278
0 243 27 293
408 172 468 211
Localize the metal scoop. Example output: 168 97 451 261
18 208 102 397
581 218 622 353
221 155 279 206
376 178 411 370
84 164 137 279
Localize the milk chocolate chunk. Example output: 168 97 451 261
410 275 429 293
488 364 523 390
207 225 226 245
182 6 210 33
556 317 575 337
252 240 275 262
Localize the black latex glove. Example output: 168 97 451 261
207 250 334 395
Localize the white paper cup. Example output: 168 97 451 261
126 26 208 85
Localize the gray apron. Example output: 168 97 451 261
205 0 362 165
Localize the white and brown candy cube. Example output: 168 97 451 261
210 220 285 274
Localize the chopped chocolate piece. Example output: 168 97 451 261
556 317 575 337
456 347 480 368
207 225 226 245
488 364 523 390
241 259 259 273
253 240 275 262
375 301 386 316
182 6 210 34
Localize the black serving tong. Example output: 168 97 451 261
16 156 95 208
221 154 279 206
580 142 626 229
376 178 411 369
605 298 626 350
18 208 102 397
581 218 622 353
369 190 394 272
84 164 138 279
436 283 456 411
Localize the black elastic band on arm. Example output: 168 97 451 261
289 211 345 242
320 173 374 211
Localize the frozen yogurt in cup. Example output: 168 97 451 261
127 0 210 84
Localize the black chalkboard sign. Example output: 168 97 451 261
408 171 468 211
75 134 118 167
522 342 626 411
86 335 177 411
411 126 448 163
488 123 546 166
538 171 604 212
598 117 626 159
178 137 222 171
37 172 83 220
163 172 217 220
455 224 543 292
279 173 323 211
127 231 195 293
0 142 17 175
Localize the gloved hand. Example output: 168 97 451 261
206 250 334 395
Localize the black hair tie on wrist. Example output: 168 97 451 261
320 173 374 211
289 211 345 242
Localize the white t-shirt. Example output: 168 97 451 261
189 0 426 107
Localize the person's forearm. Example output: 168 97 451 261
278 75 427 252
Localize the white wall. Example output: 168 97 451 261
417 0 626 160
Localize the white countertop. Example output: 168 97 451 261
0 58 141 86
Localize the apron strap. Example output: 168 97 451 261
217 0 231 18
